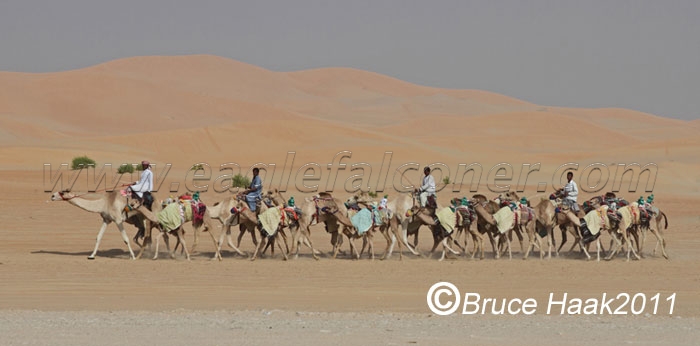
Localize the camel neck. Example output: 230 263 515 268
66 195 107 213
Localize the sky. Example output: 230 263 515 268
1 0 698 120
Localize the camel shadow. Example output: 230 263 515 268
31 249 132 259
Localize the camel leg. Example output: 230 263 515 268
506 234 512 260
302 226 320 261
204 226 224 260
647 226 668 259
436 236 449 262
176 228 191 261
162 232 171 254
557 226 567 256
236 225 246 249
546 230 553 260
523 235 535 260
380 227 392 260
490 233 500 259
401 229 421 256
116 222 136 260
514 225 526 253
348 235 361 260
579 237 592 261
470 231 484 260
152 231 164 260
605 232 624 260
331 231 344 259
191 225 200 254
276 235 288 261
428 230 441 257
279 228 291 255
251 236 267 261
360 235 368 257
88 221 111 260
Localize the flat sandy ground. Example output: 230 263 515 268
2 173 699 345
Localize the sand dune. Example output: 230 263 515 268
0 54 697 196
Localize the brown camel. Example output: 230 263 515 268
405 203 461 261
50 190 159 260
221 199 287 261
447 198 482 258
266 190 353 260
470 194 519 259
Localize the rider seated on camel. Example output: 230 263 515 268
240 167 263 213
416 166 436 209
559 171 579 213
128 160 154 210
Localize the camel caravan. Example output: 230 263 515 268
49 163 670 262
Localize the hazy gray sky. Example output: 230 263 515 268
2 0 698 119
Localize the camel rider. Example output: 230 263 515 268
561 171 579 213
379 194 388 210
129 160 154 210
416 166 436 208
241 168 263 212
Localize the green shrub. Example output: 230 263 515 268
232 174 251 188
71 156 96 170
117 164 135 174
191 163 205 171
442 177 451 185
368 191 378 198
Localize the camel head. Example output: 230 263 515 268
50 190 73 201
472 194 488 204
345 191 373 209
265 189 286 207
503 191 520 202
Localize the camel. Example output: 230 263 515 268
470 194 513 259
378 193 423 259
645 208 669 258
344 192 421 260
342 193 403 260
265 190 353 260
50 190 159 260
618 203 668 259
632 205 669 259
221 199 287 261
556 208 605 261
526 197 557 259
449 198 481 257
539 190 586 256
143 197 225 261
502 192 555 260
190 196 246 257
404 203 461 261
558 204 637 261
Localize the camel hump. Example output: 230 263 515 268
318 192 333 199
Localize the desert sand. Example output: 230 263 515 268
1 55 699 345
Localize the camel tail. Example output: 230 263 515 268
662 211 668 230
